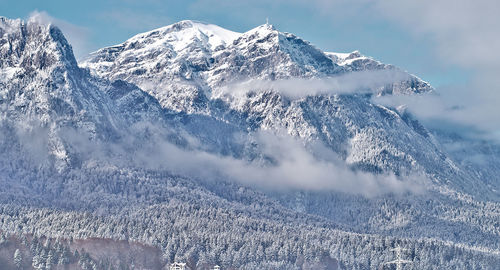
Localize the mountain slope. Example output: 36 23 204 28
326 50 433 95
82 20 488 198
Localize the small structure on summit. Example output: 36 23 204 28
169 262 186 270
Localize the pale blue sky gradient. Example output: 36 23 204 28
0 0 467 87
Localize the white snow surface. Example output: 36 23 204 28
127 20 241 51
0 67 21 83
326 51 368 66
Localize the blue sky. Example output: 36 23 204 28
2 0 500 138
0 0 467 87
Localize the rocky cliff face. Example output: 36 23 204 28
0 17 170 172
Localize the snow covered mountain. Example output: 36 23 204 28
326 50 433 95
82 20 489 197
1 17 500 269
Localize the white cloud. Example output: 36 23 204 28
215 69 411 99
28 10 91 59
49 121 426 197
373 0 500 69
125 127 425 197
371 0 500 138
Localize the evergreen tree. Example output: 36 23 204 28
14 249 23 269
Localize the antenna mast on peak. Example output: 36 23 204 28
266 17 269 25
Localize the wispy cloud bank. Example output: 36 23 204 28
373 0 500 69
371 0 500 140
123 127 425 197
19 120 423 197
216 69 411 99
373 91 497 141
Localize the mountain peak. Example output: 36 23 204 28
254 23 277 31
172 19 219 29
0 16 77 71
0 16 22 33
241 23 279 40
121 19 241 52
166 19 222 34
